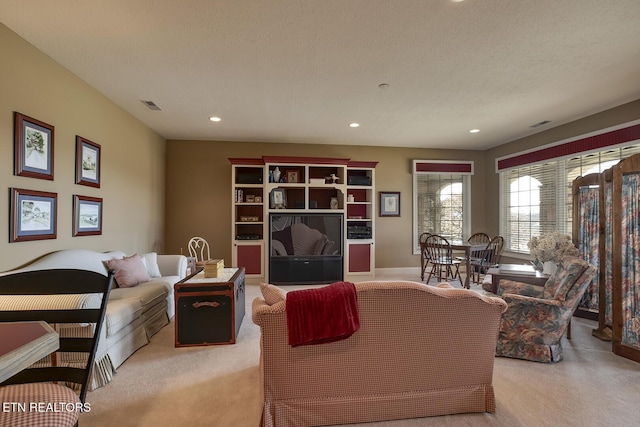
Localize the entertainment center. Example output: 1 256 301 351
229 156 377 285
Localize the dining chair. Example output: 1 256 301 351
423 234 461 284
419 232 432 281
188 236 211 266
470 235 505 284
0 268 114 427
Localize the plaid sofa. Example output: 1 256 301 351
253 281 507 427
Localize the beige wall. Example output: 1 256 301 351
165 141 485 269
0 24 166 272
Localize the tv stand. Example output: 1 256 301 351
269 255 343 285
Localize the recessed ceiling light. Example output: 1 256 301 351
349 123 360 128
378 83 390 89
209 116 221 122
469 129 480 133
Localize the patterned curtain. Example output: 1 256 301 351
621 174 640 348
578 187 600 310
604 180 613 325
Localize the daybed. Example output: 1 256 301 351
253 280 508 427
0 249 187 389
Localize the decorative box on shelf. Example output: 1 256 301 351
240 216 260 222
309 178 325 184
204 259 225 278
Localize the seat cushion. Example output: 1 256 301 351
104 297 144 337
0 383 81 427
108 280 168 312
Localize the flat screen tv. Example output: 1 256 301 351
269 213 343 285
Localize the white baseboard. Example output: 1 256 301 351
374 267 421 277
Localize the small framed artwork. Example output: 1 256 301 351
73 195 103 237
76 136 101 187
379 191 400 217
286 170 299 183
10 188 57 242
271 188 287 209
14 112 55 180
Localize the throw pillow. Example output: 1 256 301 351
260 282 287 305
106 255 151 288
140 252 162 278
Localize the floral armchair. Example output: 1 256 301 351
491 256 596 363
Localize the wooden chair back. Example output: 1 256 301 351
0 269 114 402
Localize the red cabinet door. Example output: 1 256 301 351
348 243 371 273
237 244 262 275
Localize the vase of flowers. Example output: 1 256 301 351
527 232 579 275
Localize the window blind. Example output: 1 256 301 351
412 160 473 253
500 144 640 253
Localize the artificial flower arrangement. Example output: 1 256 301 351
527 232 579 265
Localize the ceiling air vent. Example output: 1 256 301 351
141 100 162 111
530 120 551 128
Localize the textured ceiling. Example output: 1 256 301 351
2 0 640 149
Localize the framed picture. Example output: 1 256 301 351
73 195 103 237
14 112 55 180
76 136 101 187
10 188 57 242
379 191 400 217
271 188 287 209
286 170 299 183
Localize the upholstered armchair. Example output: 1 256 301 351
492 256 596 363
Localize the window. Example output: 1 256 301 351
413 160 473 253
498 123 640 254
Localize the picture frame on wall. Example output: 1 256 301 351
14 112 55 180
73 195 103 237
10 188 57 242
75 136 101 187
379 191 400 217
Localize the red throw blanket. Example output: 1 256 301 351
286 281 360 347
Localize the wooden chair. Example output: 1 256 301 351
188 236 211 266
470 235 504 284
0 269 114 427
457 232 490 262
423 234 461 284
419 232 432 281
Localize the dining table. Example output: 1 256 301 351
0 321 59 383
421 240 486 289
449 241 488 289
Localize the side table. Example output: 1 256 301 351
485 264 548 294
174 267 245 347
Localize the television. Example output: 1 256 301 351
269 213 343 285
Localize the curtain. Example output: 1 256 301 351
621 174 640 348
578 187 600 310
604 180 613 326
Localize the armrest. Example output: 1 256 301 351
498 279 545 298
157 255 187 279
251 298 285 327
502 293 563 308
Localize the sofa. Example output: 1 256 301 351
252 280 508 427
0 249 187 389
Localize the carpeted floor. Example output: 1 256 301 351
79 279 640 427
